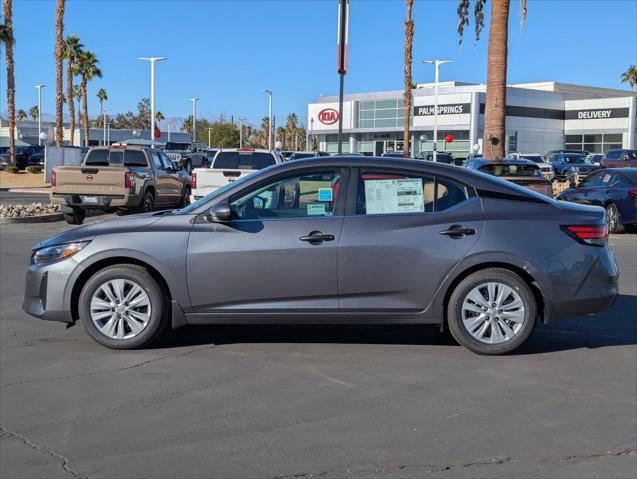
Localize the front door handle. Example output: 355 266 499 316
439 225 475 238
300 231 335 244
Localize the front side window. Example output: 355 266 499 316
230 170 342 220
356 170 469 215
149 151 164 170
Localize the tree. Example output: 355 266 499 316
29 105 39 121
96 87 107 127
155 111 165 122
206 120 240 148
457 0 527 159
16 108 26 121
620 65 637 90
1 2 16 166
54 0 65 146
403 0 414 158
64 35 83 146
72 84 82 127
76 49 102 147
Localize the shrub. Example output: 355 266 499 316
4 166 19 174
26 166 43 174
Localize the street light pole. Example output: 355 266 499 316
188 98 199 143
237 117 246 148
207 127 212 147
310 117 314 151
167 120 172 142
139 57 167 148
263 89 272 150
103 108 109 145
422 59 452 162
34 84 45 146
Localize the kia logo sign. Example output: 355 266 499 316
318 108 339 125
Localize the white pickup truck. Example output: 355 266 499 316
190 148 283 202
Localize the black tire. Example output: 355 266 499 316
135 190 155 214
179 186 191 208
606 203 625 234
447 268 537 355
78 265 167 349
63 207 85 225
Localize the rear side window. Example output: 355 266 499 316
125 151 148 167
605 150 620 160
356 170 469 215
213 152 275 170
84 149 109 166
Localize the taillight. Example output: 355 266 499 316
124 172 134 189
629 189 637 198
51 168 56 187
561 225 608 246
191 172 197 189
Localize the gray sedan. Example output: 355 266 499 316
23 157 618 354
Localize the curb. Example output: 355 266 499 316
0 213 64 224
6 188 50 194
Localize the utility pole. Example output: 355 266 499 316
263 89 272 150
422 59 452 162
34 85 45 146
188 98 199 143
139 57 167 148
336 0 349 155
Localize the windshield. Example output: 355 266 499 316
165 142 190 151
564 154 591 164
213 151 276 169
478 164 543 177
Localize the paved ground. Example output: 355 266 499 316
1 216 635 479
0 189 50 206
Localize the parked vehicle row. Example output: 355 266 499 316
163 141 210 174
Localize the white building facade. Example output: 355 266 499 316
307 81 637 158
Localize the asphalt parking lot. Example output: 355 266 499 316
1 216 635 479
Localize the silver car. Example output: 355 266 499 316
23 157 618 355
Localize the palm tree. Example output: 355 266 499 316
64 35 83 146
180 115 193 134
72 84 82 128
620 65 637 90
1 2 16 166
29 105 39 121
54 0 65 146
155 111 164 122
457 0 527 159
16 109 26 121
96 88 107 127
76 50 102 147
403 0 414 158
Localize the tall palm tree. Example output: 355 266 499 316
54 0 65 146
1 2 16 166
620 65 637 90
16 108 26 121
155 111 164 122
457 0 527 159
96 87 107 127
76 50 102 147
29 105 39 121
72 84 82 128
64 35 82 146
403 0 414 158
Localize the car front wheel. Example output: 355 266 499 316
78 265 166 349
447 268 537 355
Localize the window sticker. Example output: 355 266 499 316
307 203 327 216
318 187 333 202
602 174 611 183
364 178 424 215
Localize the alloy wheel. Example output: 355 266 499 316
461 282 525 344
90 279 151 339
606 205 618 233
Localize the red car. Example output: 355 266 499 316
600 149 637 168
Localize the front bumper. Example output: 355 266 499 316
22 257 83 323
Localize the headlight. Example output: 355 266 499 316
31 241 89 265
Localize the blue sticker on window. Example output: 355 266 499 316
318 188 333 202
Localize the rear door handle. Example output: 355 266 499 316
300 231 335 244
439 225 475 237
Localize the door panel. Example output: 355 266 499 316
188 217 343 312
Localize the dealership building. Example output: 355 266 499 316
307 81 637 158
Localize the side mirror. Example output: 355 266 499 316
210 200 232 222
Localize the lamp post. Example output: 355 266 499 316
263 89 272 150
188 98 199 143
167 120 172 142
102 108 109 145
34 84 45 146
207 127 213 147
237 117 246 148
139 57 167 148
422 59 452 162
107 118 111 145
310 117 315 151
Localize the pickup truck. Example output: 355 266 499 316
51 146 191 225
164 141 210 174
190 148 283 202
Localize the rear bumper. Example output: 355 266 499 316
50 192 140 209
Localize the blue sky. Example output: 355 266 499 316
3 0 637 128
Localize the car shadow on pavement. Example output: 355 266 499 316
151 295 636 354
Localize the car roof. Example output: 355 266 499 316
216 148 273 153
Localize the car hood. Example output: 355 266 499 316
32 212 168 250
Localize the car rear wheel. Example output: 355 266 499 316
605 204 624 234
179 186 191 208
134 190 155 214
78 265 167 349
63 207 85 225
447 268 537 355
